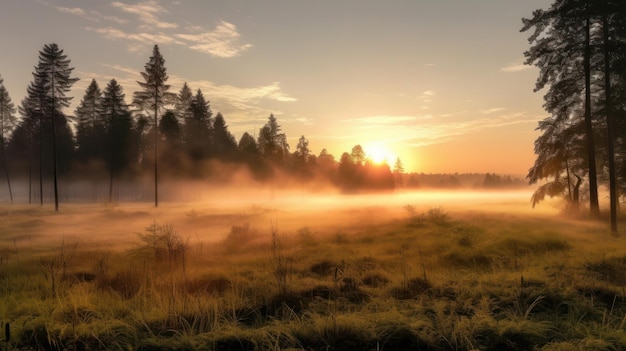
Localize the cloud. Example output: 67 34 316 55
346 115 432 127
87 27 183 46
176 21 252 58
334 112 537 148
501 63 531 73
56 6 86 16
111 1 178 29
481 107 507 114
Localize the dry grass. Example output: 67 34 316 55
0 195 625 350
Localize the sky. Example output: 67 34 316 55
0 0 551 174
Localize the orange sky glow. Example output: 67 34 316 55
0 0 551 175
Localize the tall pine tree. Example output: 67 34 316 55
133 45 175 207
102 79 131 202
31 43 78 211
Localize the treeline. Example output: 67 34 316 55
524 1 626 232
0 44 401 208
401 173 527 190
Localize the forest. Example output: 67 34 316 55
0 44 527 210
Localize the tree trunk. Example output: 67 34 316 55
1 143 13 203
0 119 12 203
108 105 115 203
584 13 600 216
154 101 159 208
51 73 59 212
39 118 43 206
603 12 618 234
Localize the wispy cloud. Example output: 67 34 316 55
501 62 531 73
176 21 252 58
481 107 507 114
111 1 178 29
87 27 183 46
346 115 432 127
86 2 251 58
48 3 128 24
56 6 86 16
335 112 538 148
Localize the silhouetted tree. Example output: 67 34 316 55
212 112 237 159
351 145 366 166
294 135 311 179
134 45 175 207
524 0 626 227
102 79 131 202
0 75 17 202
31 43 78 211
258 114 289 162
174 82 193 126
393 157 404 187
338 151 358 190
523 0 600 215
75 79 104 163
159 110 181 146
238 132 258 156
184 89 211 162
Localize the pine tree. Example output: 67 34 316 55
523 0 601 216
175 82 193 126
212 112 237 159
295 135 311 178
0 75 17 202
393 157 404 187
183 89 212 161
75 79 104 163
524 0 626 229
31 43 78 211
258 114 289 162
134 45 175 207
102 79 131 202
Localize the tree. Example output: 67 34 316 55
523 0 600 216
393 157 404 187
174 82 193 126
31 43 78 211
134 45 175 207
0 75 17 202
238 132 258 156
258 114 289 162
212 112 237 159
159 110 181 146
294 135 311 178
524 0 626 228
102 79 131 202
183 89 212 162
75 79 104 163
351 145 366 166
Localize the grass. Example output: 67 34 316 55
0 200 625 350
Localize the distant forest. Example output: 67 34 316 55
523 0 626 232
0 44 526 208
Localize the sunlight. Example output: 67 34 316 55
364 143 396 165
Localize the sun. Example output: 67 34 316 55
364 144 396 165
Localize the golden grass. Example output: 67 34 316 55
0 194 626 350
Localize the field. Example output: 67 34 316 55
1 190 626 350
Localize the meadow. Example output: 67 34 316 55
0 190 625 350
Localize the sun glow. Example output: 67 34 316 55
364 143 396 165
